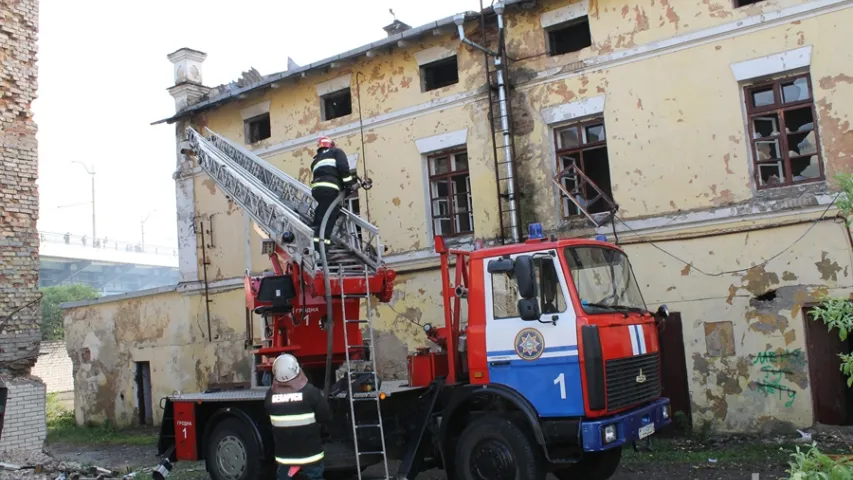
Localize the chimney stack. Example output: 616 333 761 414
166 47 211 112
383 19 411 37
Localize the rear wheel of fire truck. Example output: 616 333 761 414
454 416 546 480
205 417 266 480
552 447 622 480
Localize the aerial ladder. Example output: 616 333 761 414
182 126 393 479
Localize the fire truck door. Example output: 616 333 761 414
483 250 585 417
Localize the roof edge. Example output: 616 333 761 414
151 4 521 125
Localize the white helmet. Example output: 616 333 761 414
272 353 301 383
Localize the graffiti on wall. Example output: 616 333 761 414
751 348 805 408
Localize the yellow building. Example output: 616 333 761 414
65 0 853 433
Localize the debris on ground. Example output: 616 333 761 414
0 449 150 480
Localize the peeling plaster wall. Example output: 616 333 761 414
624 219 853 432
63 288 250 426
157 0 853 431
508 1 853 229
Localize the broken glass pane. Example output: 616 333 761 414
557 128 580 149
585 124 605 143
791 155 820 182
753 114 779 138
454 153 468 172
432 198 449 216
782 77 810 103
784 106 814 134
431 156 450 175
758 161 785 186
434 217 451 236
752 86 775 107
754 139 780 161
455 213 472 233
431 179 449 198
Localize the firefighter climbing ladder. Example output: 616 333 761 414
184 126 384 277
184 125 391 477
339 266 390 480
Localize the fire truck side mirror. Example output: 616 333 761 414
487 257 513 274
514 255 537 299
517 298 541 321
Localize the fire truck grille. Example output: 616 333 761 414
605 353 661 411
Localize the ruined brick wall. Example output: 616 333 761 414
0 376 47 452
32 341 73 393
0 0 41 375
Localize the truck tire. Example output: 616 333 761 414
454 416 545 480
205 417 267 480
552 447 622 480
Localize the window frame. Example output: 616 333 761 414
546 16 593 57
734 0 765 7
420 56 460 92
427 149 473 237
320 87 353 121
743 73 824 190
553 118 608 218
244 113 271 144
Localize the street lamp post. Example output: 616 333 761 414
141 209 157 248
71 161 96 241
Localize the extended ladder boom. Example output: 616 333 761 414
185 127 385 276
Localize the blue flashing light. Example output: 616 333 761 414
595 235 607 242
528 223 545 240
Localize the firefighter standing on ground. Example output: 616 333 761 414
264 353 330 480
310 136 355 263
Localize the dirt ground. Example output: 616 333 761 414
37 431 849 480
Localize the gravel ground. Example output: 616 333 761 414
4 430 851 480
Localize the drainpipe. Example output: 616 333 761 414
454 2 521 244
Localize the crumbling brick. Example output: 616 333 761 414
0 0 41 376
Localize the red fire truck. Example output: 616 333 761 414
152 127 671 480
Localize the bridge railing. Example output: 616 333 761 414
39 231 178 257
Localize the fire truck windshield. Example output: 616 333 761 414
564 246 647 315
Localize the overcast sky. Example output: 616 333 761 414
34 0 485 248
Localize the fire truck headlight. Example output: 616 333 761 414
662 404 670 420
602 424 617 444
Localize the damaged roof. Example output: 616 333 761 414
152 0 531 126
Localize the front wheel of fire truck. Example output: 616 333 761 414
454 416 546 480
552 447 622 480
204 417 267 480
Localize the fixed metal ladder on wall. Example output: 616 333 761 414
481 3 522 245
184 126 384 277
339 266 390 480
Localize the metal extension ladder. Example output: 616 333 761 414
185 126 384 277
339 266 390 480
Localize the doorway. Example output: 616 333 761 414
657 312 692 434
804 305 853 425
135 362 153 426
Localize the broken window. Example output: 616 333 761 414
429 150 473 236
321 88 352 121
244 113 271 143
421 56 459 92
554 119 614 217
734 0 765 7
745 74 823 188
547 16 592 56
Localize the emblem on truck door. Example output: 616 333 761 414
636 369 647 384
514 328 545 361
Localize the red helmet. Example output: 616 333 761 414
317 136 332 148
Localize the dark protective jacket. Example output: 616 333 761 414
264 382 331 465
310 147 355 191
